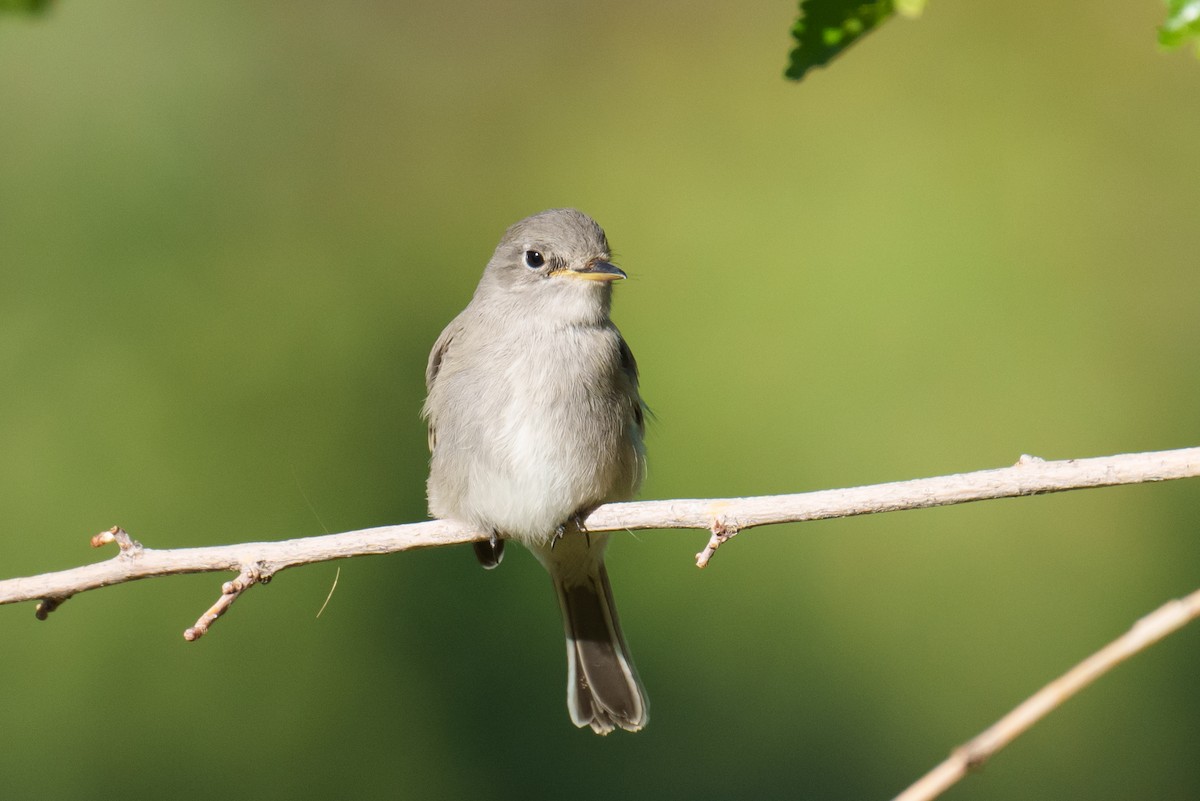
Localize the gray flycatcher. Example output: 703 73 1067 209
422 208 648 734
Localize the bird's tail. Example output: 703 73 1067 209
547 544 648 734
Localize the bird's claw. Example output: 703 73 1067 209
550 515 593 550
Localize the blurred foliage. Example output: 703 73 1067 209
0 0 50 13
788 0 1200 80
1160 0 1200 54
2 2 1200 801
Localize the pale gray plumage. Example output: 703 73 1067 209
422 208 648 734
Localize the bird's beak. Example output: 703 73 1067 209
552 260 627 282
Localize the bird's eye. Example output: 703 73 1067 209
523 250 545 269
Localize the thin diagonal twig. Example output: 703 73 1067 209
892 585 1200 801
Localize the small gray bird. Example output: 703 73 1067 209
422 208 648 734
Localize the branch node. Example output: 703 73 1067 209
958 744 989 773
183 565 261 642
1015 454 1045 466
90 526 143 556
34 596 68 620
696 518 740 569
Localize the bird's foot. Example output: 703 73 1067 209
550 514 592 550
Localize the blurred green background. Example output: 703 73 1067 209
2 2 1199 799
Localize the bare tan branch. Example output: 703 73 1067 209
2 445 1199 785
892 585 1200 801
1 447 1197 618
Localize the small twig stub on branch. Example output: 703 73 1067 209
183 566 263 642
696 518 740 568
90 526 142 554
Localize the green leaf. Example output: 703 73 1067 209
1159 0 1200 55
785 0 900 81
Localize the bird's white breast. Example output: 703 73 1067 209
462 324 622 543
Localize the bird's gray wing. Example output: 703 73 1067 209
423 315 464 451
618 336 646 436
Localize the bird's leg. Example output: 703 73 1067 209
573 513 592 548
